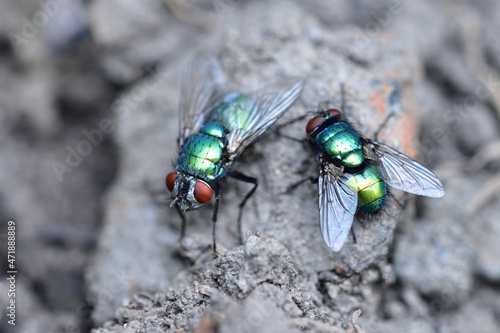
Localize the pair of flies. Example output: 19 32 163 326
165 54 444 252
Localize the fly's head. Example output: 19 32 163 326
305 108 343 141
165 172 213 212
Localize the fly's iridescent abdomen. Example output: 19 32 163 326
345 166 386 215
212 92 257 132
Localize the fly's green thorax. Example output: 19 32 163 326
346 167 386 214
178 132 225 182
177 93 256 182
200 121 226 138
314 122 364 168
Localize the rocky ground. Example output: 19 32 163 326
1 1 500 332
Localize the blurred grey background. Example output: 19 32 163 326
1 1 500 332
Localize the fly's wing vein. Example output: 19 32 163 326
318 161 357 252
367 141 444 198
178 54 225 148
225 80 303 157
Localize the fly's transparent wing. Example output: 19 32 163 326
366 140 445 197
178 54 225 148
318 160 358 252
225 80 303 157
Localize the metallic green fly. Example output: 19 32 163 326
304 88 444 252
165 54 303 249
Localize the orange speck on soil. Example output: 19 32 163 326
368 92 387 116
394 112 419 159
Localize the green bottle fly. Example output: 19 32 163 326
305 107 444 252
165 54 303 249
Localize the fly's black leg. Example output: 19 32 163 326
319 84 346 112
212 187 222 253
371 83 404 141
275 114 309 131
286 176 317 193
393 196 405 210
229 171 258 244
274 114 309 143
176 206 187 241
279 133 305 143
373 112 396 141
340 83 346 112
351 227 358 244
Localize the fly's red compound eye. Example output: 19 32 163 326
194 181 213 204
166 172 178 192
326 108 342 117
306 115 326 134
